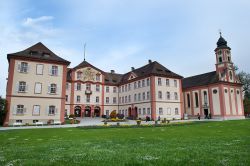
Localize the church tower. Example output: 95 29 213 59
214 33 237 83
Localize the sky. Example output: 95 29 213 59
1 0 250 97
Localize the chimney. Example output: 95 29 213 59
131 67 135 71
148 59 152 64
111 70 115 74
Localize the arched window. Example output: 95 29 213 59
187 94 190 108
195 92 199 107
204 91 208 105
229 71 233 80
219 57 222 63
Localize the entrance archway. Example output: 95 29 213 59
128 107 132 117
74 106 81 117
85 106 91 117
94 106 101 117
134 107 138 119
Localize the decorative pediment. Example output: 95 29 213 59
128 72 137 80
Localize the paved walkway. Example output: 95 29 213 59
0 118 224 131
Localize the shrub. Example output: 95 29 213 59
117 114 124 119
69 114 75 119
110 110 117 119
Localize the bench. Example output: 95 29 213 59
35 122 43 126
13 122 23 127
53 121 61 125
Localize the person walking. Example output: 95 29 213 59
197 113 200 120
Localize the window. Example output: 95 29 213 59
134 94 137 101
86 84 91 90
125 96 127 103
96 74 100 81
18 81 27 92
48 105 55 115
237 90 240 95
159 108 163 115
35 82 42 94
113 87 117 93
195 92 199 107
174 92 178 100
167 108 171 115
119 97 121 103
128 84 131 91
113 97 117 104
118 87 121 93
51 66 58 76
76 95 80 102
174 80 177 87
134 82 137 89
219 57 222 63
204 91 208 104
175 108 179 115
147 108 151 115
146 78 150 86
65 95 68 102
213 89 218 94
50 84 57 94
187 94 190 108
96 84 100 92
66 83 69 90
122 86 124 92
16 120 22 123
96 96 99 103
138 108 141 115
33 105 40 116
166 92 170 100
36 64 43 75
128 95 131 102
122 96 124 103
106 97 109 104
225 89 228 93
86 95 90 103
106 86 109 93
33 120 39 123
138 93 141 101
158 91 162 99
142 92 146 100
228 56 231 62
143 108 146 115
147 91 150 100
138 81 141 88
16 105 24 115
158 78 162 86
142 80 145 87
166 79 170 86
125 85 127 92
19 62 28 73
77 83 81 91
77 71 82 79
229 71 233 80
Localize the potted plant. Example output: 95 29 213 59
136 120 141 126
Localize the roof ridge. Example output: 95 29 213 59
184 71 216 79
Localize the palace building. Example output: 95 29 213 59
4 34 245 126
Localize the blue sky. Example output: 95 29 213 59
1 0 250 96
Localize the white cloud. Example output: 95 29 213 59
23 16 54 27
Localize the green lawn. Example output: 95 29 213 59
0 120 249 166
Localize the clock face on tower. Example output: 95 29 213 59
83 68 95 81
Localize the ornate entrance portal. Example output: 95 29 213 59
84 106 91 117
74 106 81 117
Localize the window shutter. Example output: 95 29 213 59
12 105 17 115
25 83 28 92
46 106 49 115
47 85 51 94
48 65 52 75
17 62 21 72
57 67 60 76
24 107 27 114
74 83 77 91
27 64 30 73
16 82 19 93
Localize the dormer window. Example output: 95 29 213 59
77 71 82 79
43 52 50 58
30 51 38 55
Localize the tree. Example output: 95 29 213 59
0 97 7 126
237 71 250 99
